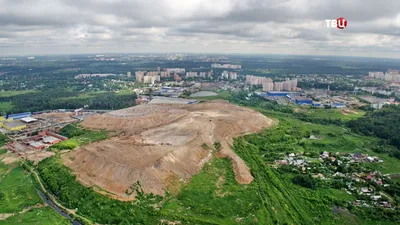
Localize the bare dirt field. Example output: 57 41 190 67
341 109 359 116
0 152 20 165
33 112 77 124
63 100 274 200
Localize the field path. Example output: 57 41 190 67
0 203 46 221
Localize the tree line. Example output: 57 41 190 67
0 91 137 114
347 105 400 159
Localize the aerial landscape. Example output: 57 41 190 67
1 0 400 225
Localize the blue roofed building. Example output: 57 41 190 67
294 97 313 105
267 91 301 97
333 103 346 108
6 112 32 120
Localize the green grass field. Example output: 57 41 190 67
0 91 37 98
161 152 362 225
50 129 108 150
162 157 262 224
0 207 70 225
0 167 43 213
0 148 70 224
0 149 11 180
295 108 365 121
0 102 13 114
0 162 11 180
0 163 11 180
190 91 232 101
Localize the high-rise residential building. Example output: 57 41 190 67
369 70 400 82
143 76 152 84
245 75 272 85
369 72 385 79
229 72 237 80
274 82 283 91
290 79 298 90
146 71 159 77
385 69 400 82
160 71 170 78
262 82 274 91
186 72 198 78
221 71 229 79
283 81 291 91
246 75 296 91
166 68 185 74
143 75 160 84
207 71 213 78
174 73 182 81
199 72 206 78
135 71 145 83
127 72 131 77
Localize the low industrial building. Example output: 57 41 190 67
28 141 46 150
332 103 346 108
20 117 38 123
312 102 322 107
149 96 198 104
2 121 26 131
22 130 68 150
43 136 62 145
267 91 301 97
6 112 32 120
294 97 313 105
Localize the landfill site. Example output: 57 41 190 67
63 100 274 200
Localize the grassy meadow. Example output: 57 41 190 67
0 150 70 224
0 207 70 225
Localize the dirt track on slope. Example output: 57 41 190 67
63 100 274 200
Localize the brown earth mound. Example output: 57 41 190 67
63 100 274 200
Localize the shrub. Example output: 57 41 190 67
292 175 315 189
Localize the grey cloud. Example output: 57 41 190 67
0 0 399 57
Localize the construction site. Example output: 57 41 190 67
62 100 275 200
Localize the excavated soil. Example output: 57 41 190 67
63 100 274 200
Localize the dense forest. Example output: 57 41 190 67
0 91 137 114
347 105 400 158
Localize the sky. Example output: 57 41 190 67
0 0 400 58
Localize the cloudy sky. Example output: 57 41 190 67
1 0 400 58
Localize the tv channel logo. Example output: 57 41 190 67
325 17 348 29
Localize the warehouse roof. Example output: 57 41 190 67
149 97 198 104
29 141 45 148
7 112 32 118
43 136 61 143
20 117 38 123
4 121 24 128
